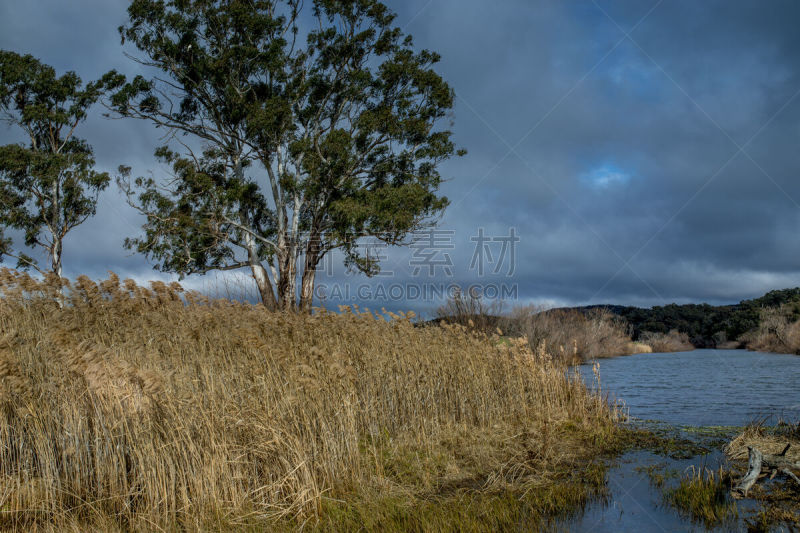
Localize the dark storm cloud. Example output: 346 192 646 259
2 0 800 311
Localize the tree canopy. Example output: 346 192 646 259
108 0 463 310
0 51 111 277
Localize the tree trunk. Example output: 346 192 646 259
299 228 322 313
50 236 65 308
51 238 62 278
299 268 316 313
49 177 63 279
251 262 278 310
276 250 297 311
241 219 278 310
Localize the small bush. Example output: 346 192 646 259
434 286 505 333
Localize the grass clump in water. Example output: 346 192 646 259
664 466 737 528
635 463 679 488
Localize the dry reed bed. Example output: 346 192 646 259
0 269 619 530
725 424 800 463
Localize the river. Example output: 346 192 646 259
560 349 800 532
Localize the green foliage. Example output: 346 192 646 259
575 288 800 347
0 50 111 275
107 0 463 308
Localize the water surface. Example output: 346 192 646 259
579 349 800 426
561 349 800 532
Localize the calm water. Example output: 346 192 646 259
560 349 800 532
579 349 800 426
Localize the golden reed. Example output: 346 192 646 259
0 269 619 530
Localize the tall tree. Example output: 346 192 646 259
109 0 463 311
0 51 111 278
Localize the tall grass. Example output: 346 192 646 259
0 269 621 530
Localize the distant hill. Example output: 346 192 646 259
565 288 800 348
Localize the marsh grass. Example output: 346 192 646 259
635 463 679 488
0 269 622 531
665 466 737 528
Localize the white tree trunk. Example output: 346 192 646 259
51 239 62 279
242 228 277 310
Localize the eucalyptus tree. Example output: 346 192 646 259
0 51 111 278
109 0 463 311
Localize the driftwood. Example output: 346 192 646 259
732 444 800 498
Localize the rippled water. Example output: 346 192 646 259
561 349 800 532
578 349 800 426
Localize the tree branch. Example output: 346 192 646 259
1 249 46 276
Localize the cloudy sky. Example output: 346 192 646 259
2 0 800 313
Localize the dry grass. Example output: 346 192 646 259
724 422 800 464
0 269 622 531
627 342 652 354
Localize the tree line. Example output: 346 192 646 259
573 288 800 348
0 0 463 311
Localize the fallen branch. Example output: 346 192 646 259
732 444 800 498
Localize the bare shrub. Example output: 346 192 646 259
504 306 633 363
628 342 653 354
435 292 634 363
741 304 800 354
434 286 505 333
639 329 694 352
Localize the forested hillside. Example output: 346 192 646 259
574 288 800 348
